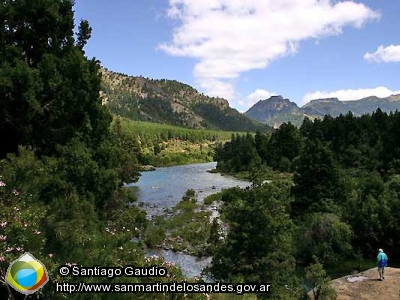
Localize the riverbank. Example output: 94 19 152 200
210 167 293 182
142 139 215 167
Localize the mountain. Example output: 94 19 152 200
100 68 268 132
245 94 400 127
304 94 400 117
244 96 299 122
245 96 318 128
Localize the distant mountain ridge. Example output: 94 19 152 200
303 94 400 117
100 68 268 132
245 94 400 127
245 96 319 128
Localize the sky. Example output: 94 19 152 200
74 0 400 111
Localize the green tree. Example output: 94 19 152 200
254 129 269 161
297 213 353 264
206 218 220 255
305 257 337 300
0 0 111 157
107 118 141 184
211 183 297 296
249 155 264 188
345 172 390 255
76 19 92 50
266 122 302 171
291 139 340 217
0 2 150 298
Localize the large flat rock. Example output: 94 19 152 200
310 267 400 300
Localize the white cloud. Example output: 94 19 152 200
240 89 276 108
364 45 400 63
159 0 379 100
198 78 236 100
302 86 400 104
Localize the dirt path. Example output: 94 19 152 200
326 267 400 300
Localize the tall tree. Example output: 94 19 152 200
254 129 268 161
297 213 353 264
305 257 337 300
266 122 302 171
291 139 340 217
211 183 297 291
0 0 111 157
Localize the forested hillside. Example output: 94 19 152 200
116 117 239 166
101 68 268 132
208 111 400 298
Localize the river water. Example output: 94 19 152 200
126 162 249 278
126 162 249 218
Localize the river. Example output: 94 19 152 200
126 162 249 218
126 162 249 278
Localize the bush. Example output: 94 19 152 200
174 199 197 212
204 193 221 205
144 225 166 248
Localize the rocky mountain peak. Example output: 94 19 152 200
245 96 301 125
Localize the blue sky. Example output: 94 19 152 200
74 0 400 111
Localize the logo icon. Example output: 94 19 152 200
6 252 49 295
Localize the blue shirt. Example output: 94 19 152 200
377 252 388 267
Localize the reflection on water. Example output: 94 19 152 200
127 162 249 218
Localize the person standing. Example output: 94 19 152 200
377 248 388 280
